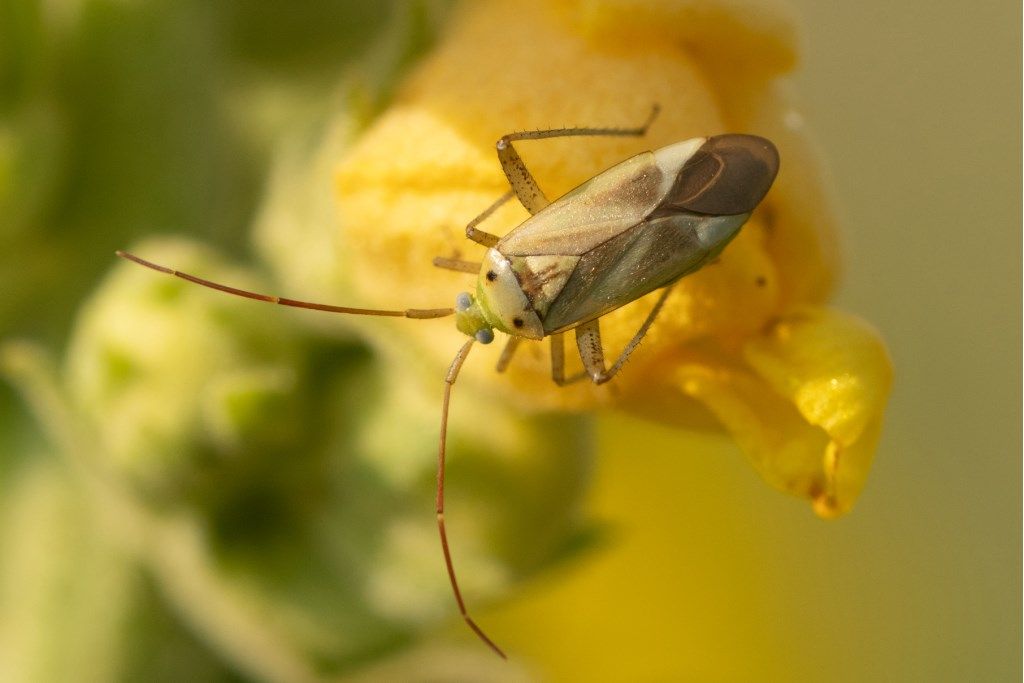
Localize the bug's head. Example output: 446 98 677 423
454 292 495 344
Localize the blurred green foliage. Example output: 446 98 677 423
0 0 400 343
0 0 397 537
2 1 587 680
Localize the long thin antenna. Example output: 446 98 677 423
116 251 454 319
120 249 504 655
436 339 506 659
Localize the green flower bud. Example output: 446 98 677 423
66 237 309 513
62 234 595 674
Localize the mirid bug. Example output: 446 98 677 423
116 106 779 659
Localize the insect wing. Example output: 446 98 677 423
541 211 749 333
497 151 665 257
495 134 775 334
658 134 779 216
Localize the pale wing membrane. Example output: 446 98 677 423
542 212 750 333
497 152 665 257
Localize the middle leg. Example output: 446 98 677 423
549 332 590 386
573 285 676 385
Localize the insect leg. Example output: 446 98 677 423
465 191 513 247
436 340 507 659
574 321 609 384
549 333 588 386
495 336 522 373
574 285 676 385
432 256 481 274
497 105 660 215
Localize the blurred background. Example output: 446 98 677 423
0 0 1019 681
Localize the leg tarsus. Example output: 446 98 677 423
465 191 512 247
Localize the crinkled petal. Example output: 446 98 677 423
677 307 892 516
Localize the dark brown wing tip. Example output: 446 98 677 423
673 134 780 215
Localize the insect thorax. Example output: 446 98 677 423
474 249 544 339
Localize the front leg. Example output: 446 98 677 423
549 332 588 386
497 106 660 216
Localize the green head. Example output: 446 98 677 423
454 292 495 344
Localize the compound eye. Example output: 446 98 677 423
455 292 472 311
475 329 495 344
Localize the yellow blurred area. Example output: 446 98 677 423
490 420 794 681
328 0 891 522
485 0 1021 680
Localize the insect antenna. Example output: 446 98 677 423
436 339 507 659
115 251 454 319
121 249 504 655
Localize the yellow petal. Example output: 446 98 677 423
745 308 892 447
717 79 843 306
264 0 893 512
571 0 800 78
330 0 824 410
676 307 892 516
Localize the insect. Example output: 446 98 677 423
117 105 779 659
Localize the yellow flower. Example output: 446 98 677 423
272 0 892 517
